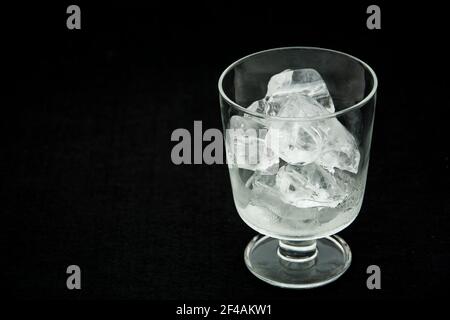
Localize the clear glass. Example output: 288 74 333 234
218 47 377 288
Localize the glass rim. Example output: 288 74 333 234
218 46 378 121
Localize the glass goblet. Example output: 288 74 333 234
218 47 377 288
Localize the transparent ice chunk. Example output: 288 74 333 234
244 69 359 173
264 93 327 165
248 173 293 218
267 68 335 112
226 115 279 174
316 119 360 174
275 163 349 208
271 91 330 118
245 100 271 126
261 92 360 172
247 98 282 116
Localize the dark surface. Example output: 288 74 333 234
2 2 448 300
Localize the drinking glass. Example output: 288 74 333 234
218 47 377 288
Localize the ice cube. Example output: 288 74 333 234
264 93 327 165
261 92 360 172
267 68 335 112
247 97 282 116
226 115 279 174
271 91 330 118
248 173 293 218
243 69 359 173
276 163 348 208
230 114 263 130
244 100 271 126
316 119 360 173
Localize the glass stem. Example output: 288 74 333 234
277 240 318 264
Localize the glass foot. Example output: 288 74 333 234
244 234 351 289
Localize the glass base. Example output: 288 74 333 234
244 234 351 289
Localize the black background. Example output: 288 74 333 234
2 1 449 301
